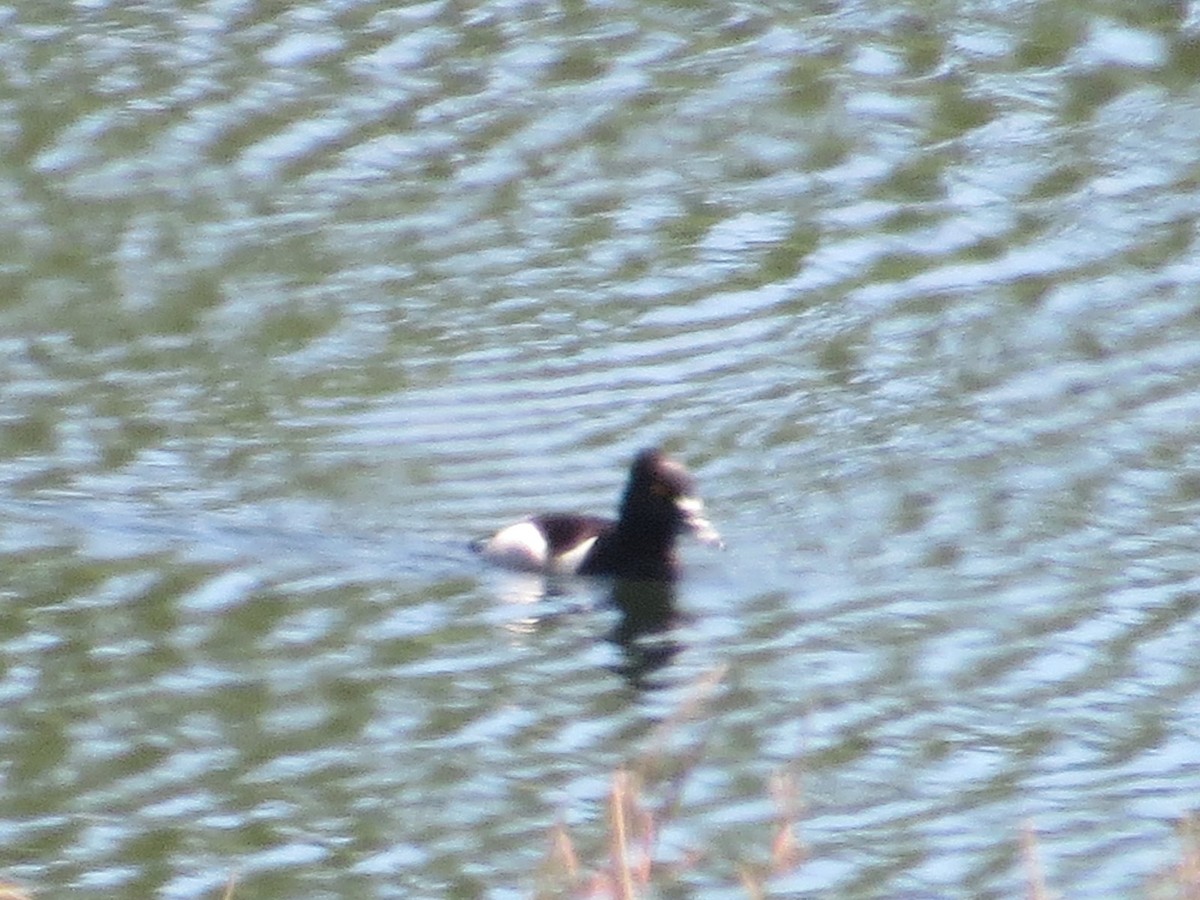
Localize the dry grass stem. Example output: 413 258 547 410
738 865 767 900
1174 814 1200 899
1021 819 1050 900
609 770 636 900
769 770 806 873
552 820 581 881
537 664 815 897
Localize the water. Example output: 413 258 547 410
3 1 1200 896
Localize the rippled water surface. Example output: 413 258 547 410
4 1 1200 896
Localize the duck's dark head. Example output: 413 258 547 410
618 448 723 548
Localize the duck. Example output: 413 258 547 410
471 448 722 580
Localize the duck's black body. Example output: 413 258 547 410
472 448 721 580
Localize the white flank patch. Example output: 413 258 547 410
477 521 549 572
549 535 598 574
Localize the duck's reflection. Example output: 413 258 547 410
490 571 685 687
606 578 682 688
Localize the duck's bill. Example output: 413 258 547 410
677 496 724 549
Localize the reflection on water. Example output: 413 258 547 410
489 571 684 689
3 0 1200 896
607 579 683 690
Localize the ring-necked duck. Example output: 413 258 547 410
471 448 722 580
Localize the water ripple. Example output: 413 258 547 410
3 1 1200 897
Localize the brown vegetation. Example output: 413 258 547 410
535 665 804 897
